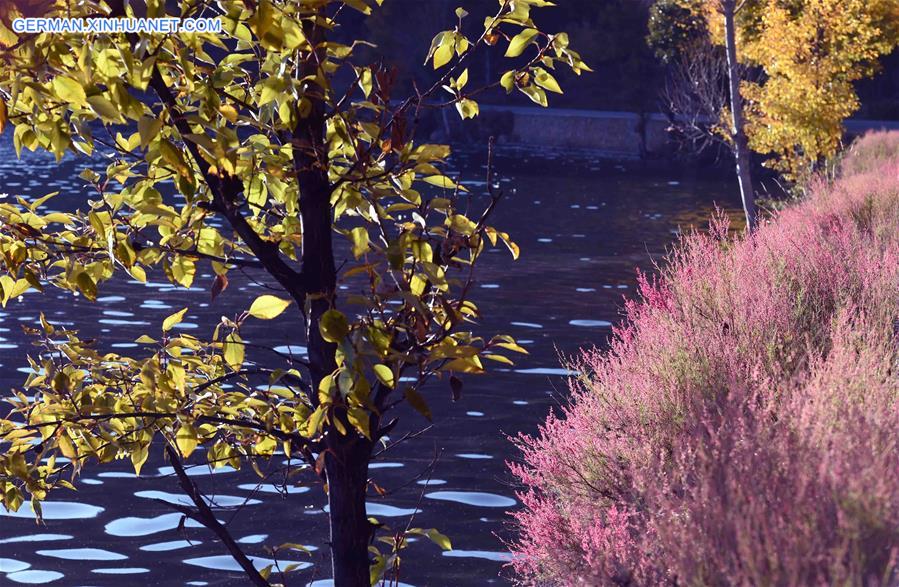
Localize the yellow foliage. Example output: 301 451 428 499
696 0 899 182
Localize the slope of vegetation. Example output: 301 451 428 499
510 131 899 585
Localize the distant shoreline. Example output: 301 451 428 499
437 105 899 161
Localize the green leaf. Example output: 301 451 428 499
162 307 188 332
52 76 87 107
248 295 291 320
505 28 538 58
319 309 349 343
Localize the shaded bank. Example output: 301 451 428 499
509 131 899 585
428 105 899 161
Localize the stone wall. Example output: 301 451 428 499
472 105 899 159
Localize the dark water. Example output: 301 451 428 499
0 135 740 586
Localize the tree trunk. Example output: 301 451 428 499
294 14 372 587
722 0 758 230
325 436 373 587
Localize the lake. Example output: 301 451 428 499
0 135 740 585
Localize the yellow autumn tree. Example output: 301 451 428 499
655 0 899 190
741 0 899 181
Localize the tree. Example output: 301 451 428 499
650 0 758 228
0 1 588 585
740 0 899 182
719 0 757 227
651 0 899 205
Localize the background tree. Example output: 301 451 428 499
0 1 587 585
650 0 759 228
651 0 899 203
740 0 899 182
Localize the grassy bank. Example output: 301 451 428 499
509 131 899 585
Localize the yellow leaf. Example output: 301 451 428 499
219 104 239 123
442 356 484 373
533 68 563 94
57 432 77 459
483 353 515 365
52 76 88 108
496 342 529 354
433 35 454 69
87 95 121 120
505 28 538 58
347 407 371 439
138 116 163 149
349 226 370 259
373 364 395 389
223 332 245 371
132 444 149 476
319 309 349 343
248 294 291 320
455 99 479 119
425 528 452 550
171 256 196 288
162 307 188 332
129 265 147 283
0 99 7 135
423 175 461 190
175 425 198 458
404 387 432 421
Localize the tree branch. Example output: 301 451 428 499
164 445 271 587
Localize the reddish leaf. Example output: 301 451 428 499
211 273 228 302
450 375 463 401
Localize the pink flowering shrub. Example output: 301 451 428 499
509 131 899 586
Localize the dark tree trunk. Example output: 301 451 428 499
293 14 372 587
722 0 758 230
325 436 374 587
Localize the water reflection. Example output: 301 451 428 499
5 570 65 584
0 501 104 520
424 492 517 508
92 567 150 574
183 555 312 573
104 512 204 537
569 319 612 327
0 535 72 545
140 540 203 552
134 490 262 508
35 548 127 561
0 559 31 573
443 550 514 562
